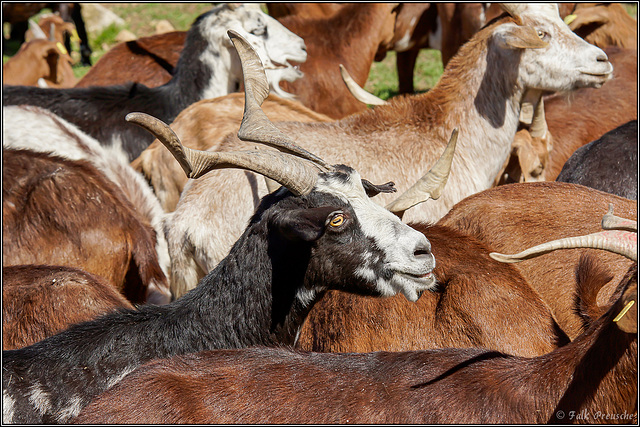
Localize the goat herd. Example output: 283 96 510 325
1 2 638 424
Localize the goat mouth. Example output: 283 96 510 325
399 271 435 285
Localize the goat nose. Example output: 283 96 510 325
413 236 432 259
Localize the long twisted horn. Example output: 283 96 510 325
385 128 458 214
490 207 637 263
228 29 330 170
602 204 637 232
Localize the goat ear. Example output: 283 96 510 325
496 24 548 49
614 282 637 334
273 206 341 242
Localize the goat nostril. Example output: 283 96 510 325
414 248 431 258
597 54 609 63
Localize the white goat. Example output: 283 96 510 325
163 3 614 295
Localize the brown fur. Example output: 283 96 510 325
25 14 76 46
298 224 568 356
275 3 398 119
543 47 637 180
2 264 133 350
570 3 637 50
131 93 331 212
438 181 637 339
75 31 185 88
2 149 168 304
2 38 76 87
74 260 636 424
266 3 344 20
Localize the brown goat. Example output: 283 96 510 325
2 149 168 305
2 264 133 350
73 256 637 424
266 3 344 19
568 3 637 50
297 223 568 356
275 3 399 118
2 38 76 88
439 181 636 339
543 46 637 181
25 13 76 46
131 93 332 212
74 31 185 88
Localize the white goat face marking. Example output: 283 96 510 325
197 4 306 98
315 168 436 302
27 384 52 415
495 8 613 92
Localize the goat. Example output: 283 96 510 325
131 93 332 212
556 120 637 200
0 31 441 424
2 148 169 305
2 3 91 66
274 3 399 119
74 31 186 88
439 181 637 339
266 3 345 20
2 104 171 289
2 264 134 351
2 4 308 162
25 13 76 46
160 4 615 293
567 2 637 50
72 224 637 424
2 37 76 88
297 222 569 356
540 46 637 181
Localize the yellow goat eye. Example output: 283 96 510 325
329 214 345 227
537 30 546 39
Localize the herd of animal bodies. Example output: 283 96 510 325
1 3 637 424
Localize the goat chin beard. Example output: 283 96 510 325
394 272 437 302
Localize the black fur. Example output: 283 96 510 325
556 120 637 200
2 175 389 423
2 9 221 162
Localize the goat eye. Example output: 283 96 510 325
250 25 266 36
537 30 547 39
329 214 345 228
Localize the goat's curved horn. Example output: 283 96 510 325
49 23 55 41
28 19 47 40
385 128 458 214
228 29 330 171
126 113 321 196
500 3 559 19
602 204 637 232
529 97 547 139
340 64 388 106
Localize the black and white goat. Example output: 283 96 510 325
73 209 637 424
1 4 307 161
1 32 443 424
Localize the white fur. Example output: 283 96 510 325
196 4 307 100
27 384 52 415
54 395 83 422
3 390 15 424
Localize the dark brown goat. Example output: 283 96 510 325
2 149 168 305
568 3 637 50
73 256 637 424
2 264 133 350
439 181 637 339
297 224 568 356
74 31 186 88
